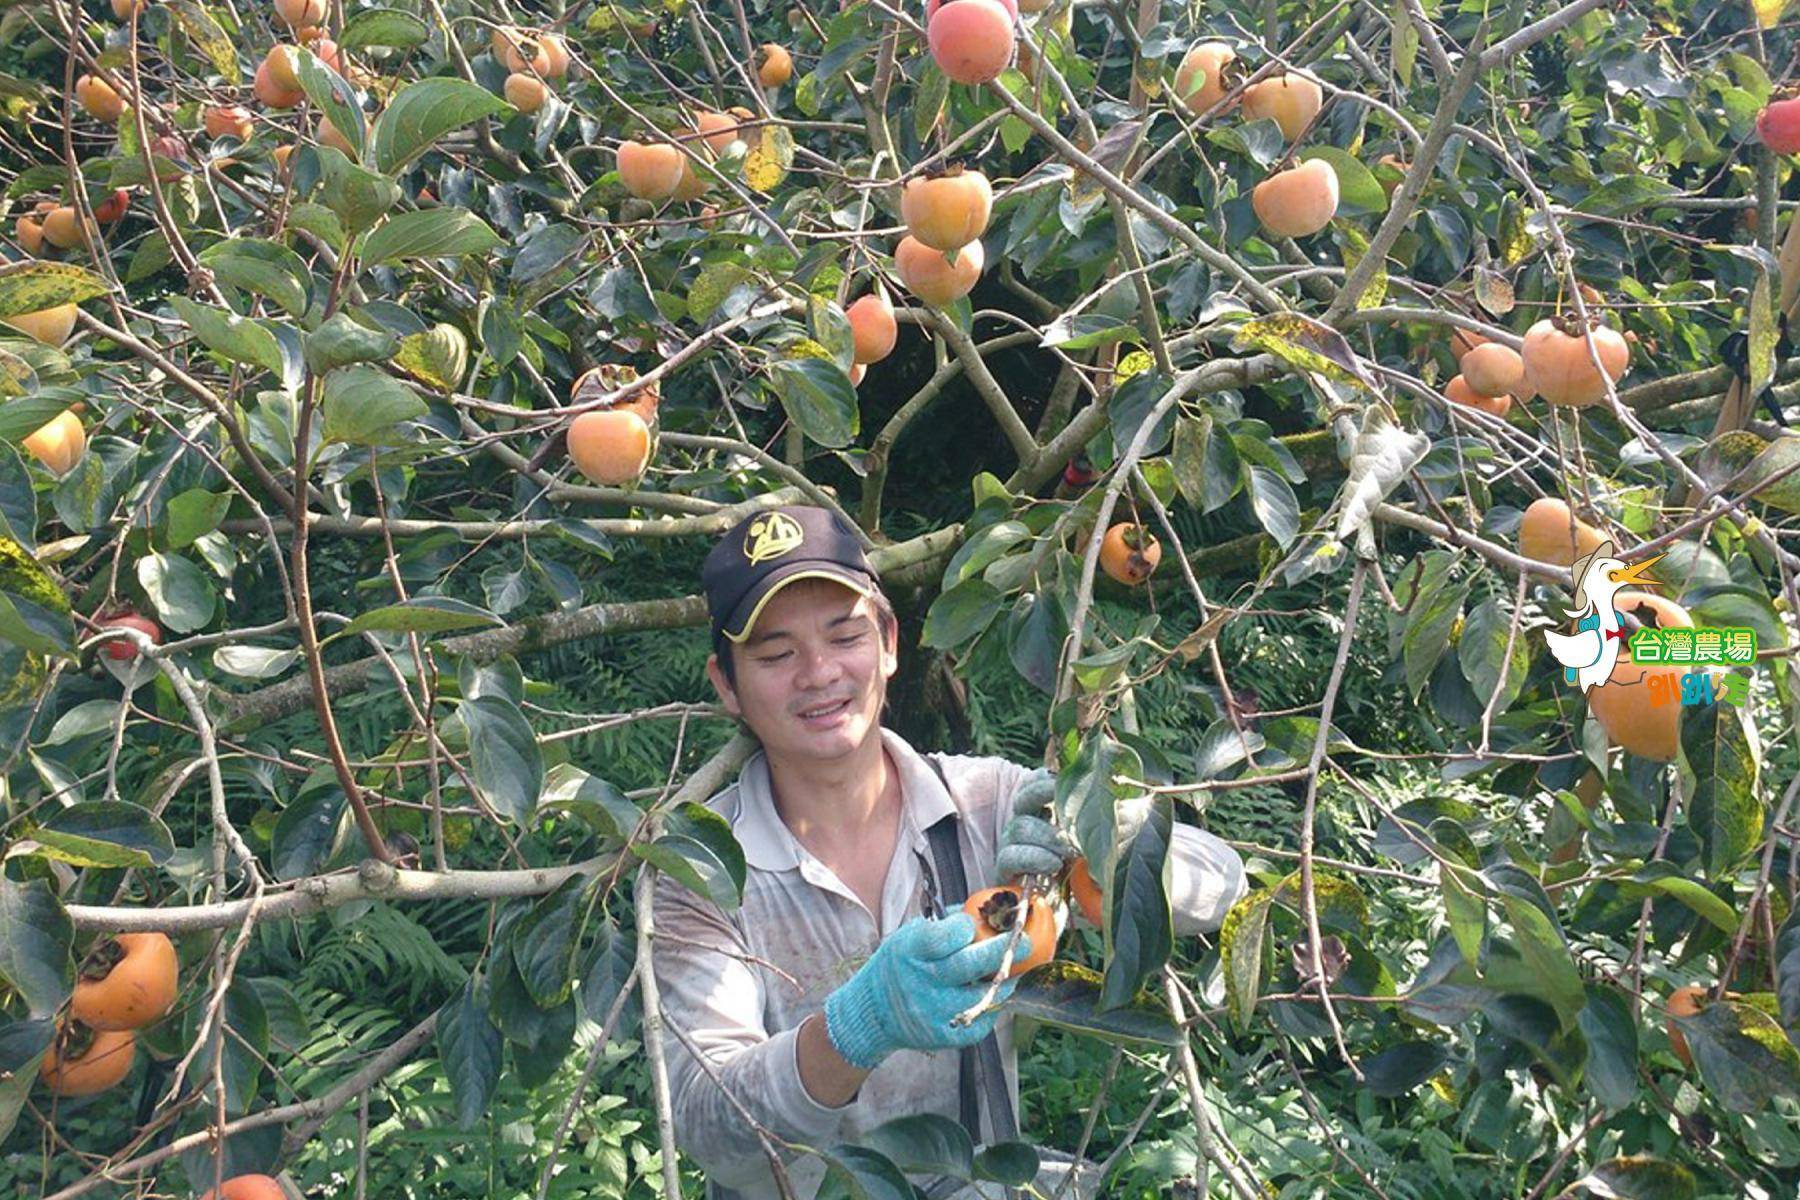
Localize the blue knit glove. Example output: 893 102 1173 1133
822 912 1028 1070
995 768 1078 882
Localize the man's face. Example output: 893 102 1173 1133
706 578 897 763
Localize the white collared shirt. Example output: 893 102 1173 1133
638 727 1248 1198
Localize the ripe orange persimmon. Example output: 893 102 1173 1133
198 1175 287 1200
1587 592 1697 763
77 74 125 123
1666 985 1743 1070
72 933 179 1031
901 165 992 252
111 0 146 18
616 140 684 200
927 0 1014 85
1068 857 1102 927
16 215 45 255
495 27 569 78
847 290 898 364
1450 327 1491 360
40 1022 135 1096
265 44 304 91
6 305 79 348
1517 497 1608 568
255 57 304 108
568 409 652 486
1174 41 1237 115
317 115 360 156
276 0 329 29
505 73 549 114
93 188 129 223
964 886 1056 978
205 104 256 141
42 205 86 250
758 43 793 88
1251 158 1339 239
1460 342 1524 397
893 235 983 306
671 154 711 202
1242 71 1322 140
849 362 866 386
1100 522 1161 584
695 107 754 155
1521 315 1630 407
22 410 86 473
1444 374 1511 418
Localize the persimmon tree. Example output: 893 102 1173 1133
1 0 1799 1197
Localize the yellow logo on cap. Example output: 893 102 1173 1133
744 512 804 564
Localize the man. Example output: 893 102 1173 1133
641 505 1247 1198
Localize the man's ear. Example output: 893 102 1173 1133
705 653 743 717
879 616 899 681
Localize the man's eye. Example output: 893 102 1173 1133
833 634 864 645
757 652 792 664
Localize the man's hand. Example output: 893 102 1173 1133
994 768 1079 883
821 913 1029 1071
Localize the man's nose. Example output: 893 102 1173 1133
794 642 840 688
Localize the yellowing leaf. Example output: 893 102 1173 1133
1114 349 1153 383
1755 0 1787 28
743 125 793 193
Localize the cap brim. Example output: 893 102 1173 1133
721 563 879 644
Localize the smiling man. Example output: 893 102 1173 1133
640 504 1248 1199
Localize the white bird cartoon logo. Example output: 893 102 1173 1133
1541 541 1666 693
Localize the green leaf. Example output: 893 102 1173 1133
1360 1040 1448 1097
1099 793 1171 1011
393 324 469 391
458 694 543 824
1456 596 1530 715
855 1114 973 1180
921 577 1003 649
1299 146 1387 216
165 487 230 549
361 210 503 265
136 551 216 633
316 146 401 233
510 873 589 1008
270 787 343 880
1681 698 1763 880
41 801 173 866
341 596 502 637
1042 313 1139 351
296 48 364 161
167 0 240 84
0 1019 53 1143
539 763 642 841
1231 313 1375 389
1572 1157 1696 1200
320 364 427 446
1484 863 1586 1030
437 977 503 1129
1219 889 1272 1035
1676 1000 1800 1114
170 297 284 377
0 261 109 319
197 240 312 319
768 355 859 448
1578 985 1640 1114
1622 863 1739 933
340 7 430 50
370 78 510 175
633 803 746 910
304 312 401 374
1007 960 1181 1046
0 879 72 1018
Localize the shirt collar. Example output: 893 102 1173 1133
730 727 958 872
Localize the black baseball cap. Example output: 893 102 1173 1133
703 505 881 644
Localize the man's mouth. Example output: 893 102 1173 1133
797 697 852 721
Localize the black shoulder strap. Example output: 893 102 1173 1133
920 755 1021 1169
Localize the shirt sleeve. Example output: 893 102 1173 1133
638 864 854 1189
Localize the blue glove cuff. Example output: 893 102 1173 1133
823 976 892 1071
